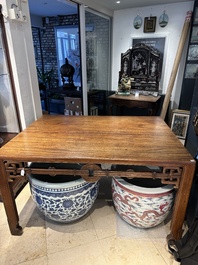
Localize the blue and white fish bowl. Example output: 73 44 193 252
28 167 99 223
112 177 175 228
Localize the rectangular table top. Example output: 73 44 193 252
0 115 194 166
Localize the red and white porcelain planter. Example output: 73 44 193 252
112 177 175 228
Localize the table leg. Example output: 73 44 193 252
0 160 23 235
108 103 113 115
46 91 51 114
168 163 195 241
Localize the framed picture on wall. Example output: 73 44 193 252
144 16 156 33
170 109 190 139
194 7 198 24
185 63 198 78
187 45 198 60
191 26 198 42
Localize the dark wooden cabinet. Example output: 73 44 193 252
179 0 198 110
180 0 198 158
185 78 198 157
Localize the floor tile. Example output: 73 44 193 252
90 199 116 239
0 179 182 265
0 203 7 226
48 241 107 265
0 217 46 265
99 235 167 265
46 215 98 255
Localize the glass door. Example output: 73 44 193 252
85 9 111 115
30 1 82 115
0 12 20 133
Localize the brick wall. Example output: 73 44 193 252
32 14 79 88
32 13 110 91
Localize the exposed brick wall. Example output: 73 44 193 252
32 14 79 88
32 13 110 91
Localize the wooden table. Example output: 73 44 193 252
108 94 161 115
0 115 195 241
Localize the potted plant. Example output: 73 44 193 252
37 67 54 90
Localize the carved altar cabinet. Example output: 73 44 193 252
118 43 161 96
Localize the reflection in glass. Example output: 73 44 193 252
0 27 19 132
55 26 81 87
85 10 110 92
85 9 111 115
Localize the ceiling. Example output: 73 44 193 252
28 0 193 17
92 0 192 10
28 0 77 17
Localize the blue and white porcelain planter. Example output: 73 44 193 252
112 177 175 228
29 174 99 223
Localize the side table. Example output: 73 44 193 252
108 94 161 115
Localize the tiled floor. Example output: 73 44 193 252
0 177 180 265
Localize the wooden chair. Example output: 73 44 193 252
64 97 82 116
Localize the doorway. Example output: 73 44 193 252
29 1 112 115
30 1 81 114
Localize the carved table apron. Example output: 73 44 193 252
0 115 195 242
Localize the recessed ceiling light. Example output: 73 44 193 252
116 1 120 4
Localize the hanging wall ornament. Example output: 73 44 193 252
133 14 142 29
159 11 169 28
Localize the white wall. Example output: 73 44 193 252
112 1 194 108
30 14 43 28
1 0 42 131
